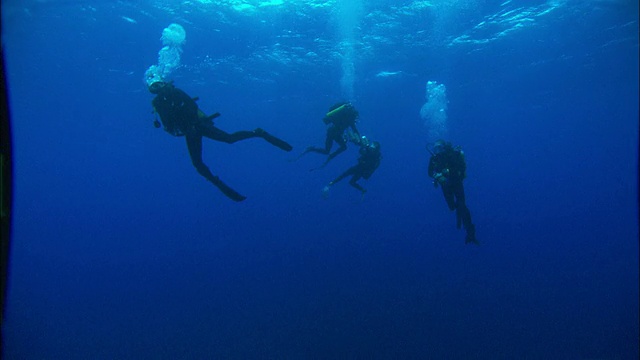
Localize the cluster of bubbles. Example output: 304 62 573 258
336 0 362 101
420 80 448 142
144 23 186 87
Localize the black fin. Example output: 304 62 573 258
261 132 293 152
211 177 246 202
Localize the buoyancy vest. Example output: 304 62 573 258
152 86 199 136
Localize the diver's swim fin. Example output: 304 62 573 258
255 129 293 152
210 176 247 202
309 163 326 172
289 147 314 162
465 224 479 245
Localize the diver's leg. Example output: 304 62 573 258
302 127 340 164
304 146 329 155
304 132 334 155
348 173 366 194
458 206 473 231
199 123 255 143
310 127 339 154
323 131 336 153
292 146 322 162
310 128 346 170
461 207 476 244
329 166 357 186
326 133 347 162
186 133 246 202
441 184 456 211
326 144 347 163
322 165 357 198
452 182 464 228
453 182 476 244
453 182 471 226
199 123 292 151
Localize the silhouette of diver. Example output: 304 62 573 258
149 80 292 202
428 140 478 244
295 102 360 170
322 135 381 199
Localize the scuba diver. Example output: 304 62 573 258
296 102 360 170
427 140 478 244
147 79 293 202
322 135 381 199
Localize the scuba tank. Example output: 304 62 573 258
323 102 357 125
326 103 349 118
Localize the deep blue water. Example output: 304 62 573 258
1 0 638 358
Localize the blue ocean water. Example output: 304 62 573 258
1 0 638 358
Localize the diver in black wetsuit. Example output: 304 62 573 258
322 135 381 198
428 139 478 244
148 80 293 202
296 102 360 169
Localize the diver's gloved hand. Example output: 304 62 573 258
433 173 447 187
311 160 328 172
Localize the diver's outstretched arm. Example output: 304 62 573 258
348 175 366 194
